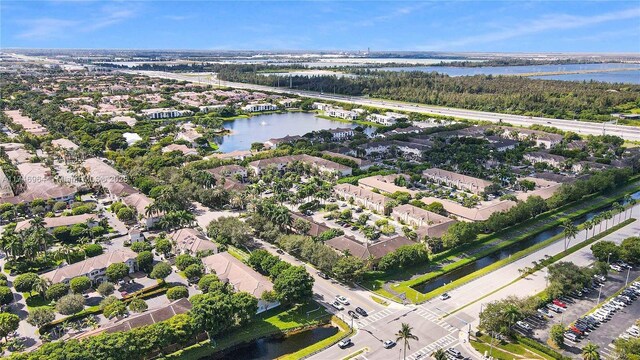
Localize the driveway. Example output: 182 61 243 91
191 202 238 230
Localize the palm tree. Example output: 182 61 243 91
603 211 613 231
396 323 419 360
503 304 521 329
582 342 600 360
55 244 75 264
623 195 632 219
562 220 578 252
629 198 637 218
612 202 623 224
583 220 594 241
32 277 51 299
431 348 447 360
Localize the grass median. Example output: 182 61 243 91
364 182 640 304
167 302 331 360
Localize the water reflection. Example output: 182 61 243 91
215 112 374 153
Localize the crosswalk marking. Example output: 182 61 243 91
415 306 458 333
357 308 394 328
406 333 459 360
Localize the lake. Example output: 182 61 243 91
215 112 373 153
378 63 640 84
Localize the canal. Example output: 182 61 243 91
412 191 640 294
214 112 374 153
208 326 339 360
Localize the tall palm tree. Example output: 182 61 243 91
603 211 613 231
581 342 600 360
396 323 419 360
629 198 637 218
562 220 578 252
612 202 623 224
583 220 594 241
623 195 632 219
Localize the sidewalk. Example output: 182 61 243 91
441 205 640 329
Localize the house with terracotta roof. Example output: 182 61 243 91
391 204 456 239
321 151 373 170
422 168 492 194
77 298 192 339
325 235 415 262
122 192 159 228
171 228 218 256
15 214 98 233
201 252 279 313
42 248 137 285
161 144 198 156
249 154 352 176
334 183 392 214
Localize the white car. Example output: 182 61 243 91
335 295 350 305
440 293 451 300
516 321 532 331
331 301 344 311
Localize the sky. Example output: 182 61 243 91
1 1 640 53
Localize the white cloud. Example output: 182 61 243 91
16 18 79 39
418 7 640 50
16 2 139 40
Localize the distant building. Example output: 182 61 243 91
15 214 98 233
249 154 352 176
161 144 198 156
325 235 415 262
367 112 407 126
391 204 456 239
422 168 492 194
141 108 192 119
242 103 278 112
523 152 567 169
334 184 392 214
171 228 218 255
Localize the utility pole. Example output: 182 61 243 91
626 267 631 286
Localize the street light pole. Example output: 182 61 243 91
607 253 612 265
626 267 631 286
597 284 603 304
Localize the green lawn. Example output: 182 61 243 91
471 335 554 360
363 181 640 304
24 293 51 310
167 302 332 360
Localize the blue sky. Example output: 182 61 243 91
2 1 639 52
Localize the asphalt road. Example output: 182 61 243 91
128 70 640 141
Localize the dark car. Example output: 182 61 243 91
355 307 368 317
317 271 330 280
276 249 284 255
347 310 359 319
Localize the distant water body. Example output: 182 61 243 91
378 63 640 84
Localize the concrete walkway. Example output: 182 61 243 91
430 204 640 330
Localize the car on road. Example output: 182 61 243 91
331 301 344 311
276 249 284 255
317 271 330 280
383 340 396 349
336 295 350 305
355 307 368 317
338 338 352 349
440 293 451 300
347 310 359 319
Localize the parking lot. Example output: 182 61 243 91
524 267 640 357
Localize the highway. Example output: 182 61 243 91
127 70 640 141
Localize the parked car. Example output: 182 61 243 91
355 307 368 317
347 310 359 319
547 304 563 313
338 338 352 349
516 321 532 331
538 308 553 318
336 295 350 305
383 340 396 349
564 332 579 342
552 299 567 308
